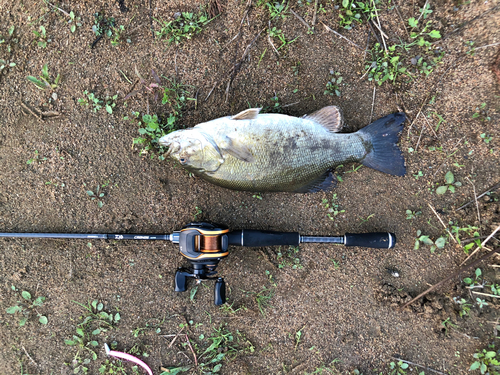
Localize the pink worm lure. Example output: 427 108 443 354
104 343 154 375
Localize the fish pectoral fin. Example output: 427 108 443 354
304 106 344 133
221 137 255 163
231 108 262 120
292 171 337 193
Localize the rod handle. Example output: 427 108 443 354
227 230 300 247
344 232 396 249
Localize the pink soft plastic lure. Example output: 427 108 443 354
104 343 153 375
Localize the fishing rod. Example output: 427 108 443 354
0 222 396 305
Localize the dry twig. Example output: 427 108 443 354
369 86 376 123
400 246 500 310
391 357 445 375
321 22 363 50
290 9 311 30
22 346 37 366
466 177 481 224
457 181 500 210
427 203 457 243
185 335 198 366
460 224 500 266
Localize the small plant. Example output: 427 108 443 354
79 90 101 112
65 300 121 373
472 102 491 122
110 25 131 46
128 112 177 158
277 246 303 269
0 59 16 73
252 193 263 199
449 223 480 253
268 27 299 52
324 69 343 97
470 346 499 374
69 11 83 33
414 230 447 253
6 287 47 326
156 10 212 45
453 297 472 317
86 184 105 208
463 268 483 287
254 287 274 316
476 297 488 309
33 25 48 48
322 193 345 220
194 206 202 220
441 317 458 335
27 64 60 90
365 44 409 86
198 325 254 373
413 171 423 180
388 360 409 375
338 0 377 30
92 12 115 38
258 0 289 20
480 133 493 144
79 91 117 113
405 209 421 220
26 150 47 165
436 171 461 194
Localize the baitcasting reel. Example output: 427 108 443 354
169 222 230 306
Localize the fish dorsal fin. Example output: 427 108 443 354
292 171 337 193
231 108 261 120
304 106 344 132
219 136 255 163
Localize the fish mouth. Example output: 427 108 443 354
160 139 180 158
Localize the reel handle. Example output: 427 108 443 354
227 230 299 247
344 232 396 249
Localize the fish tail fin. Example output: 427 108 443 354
358 113 406 176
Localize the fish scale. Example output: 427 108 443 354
159 107 406 193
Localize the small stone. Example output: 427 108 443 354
52 92 58 100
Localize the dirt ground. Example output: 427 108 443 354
0 0 499 374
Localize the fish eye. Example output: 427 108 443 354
179 158 186 163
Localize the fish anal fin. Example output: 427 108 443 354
292 171 337 193
231 108 262 120
221 136 255 163
304 106 344 132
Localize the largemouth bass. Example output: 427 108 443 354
159 106 406 193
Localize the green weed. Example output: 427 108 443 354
365 44 409 86
32 25 48 48
268 27 299 52
27 64 60 90
338 0 378 30
65 300 120 373
258 0 289 20
472 103 490 121
453 297 472 317
405 209 421 220
388 360 409 374
470 345 500 374
436 171 461 194
128 112 177 158
324 69 343 97
322 193 345 220
414 230 447 253
6 287 47 326
85 184 105 208
277 246 303 269
69 11 82 33
254 287 274 316
156 10 212 45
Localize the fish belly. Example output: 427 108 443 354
195 115 367 192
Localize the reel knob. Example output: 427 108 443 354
214 278 226 306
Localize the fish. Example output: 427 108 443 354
158 106 406 193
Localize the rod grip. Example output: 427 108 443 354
344 232 396 249
227 230 300 247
